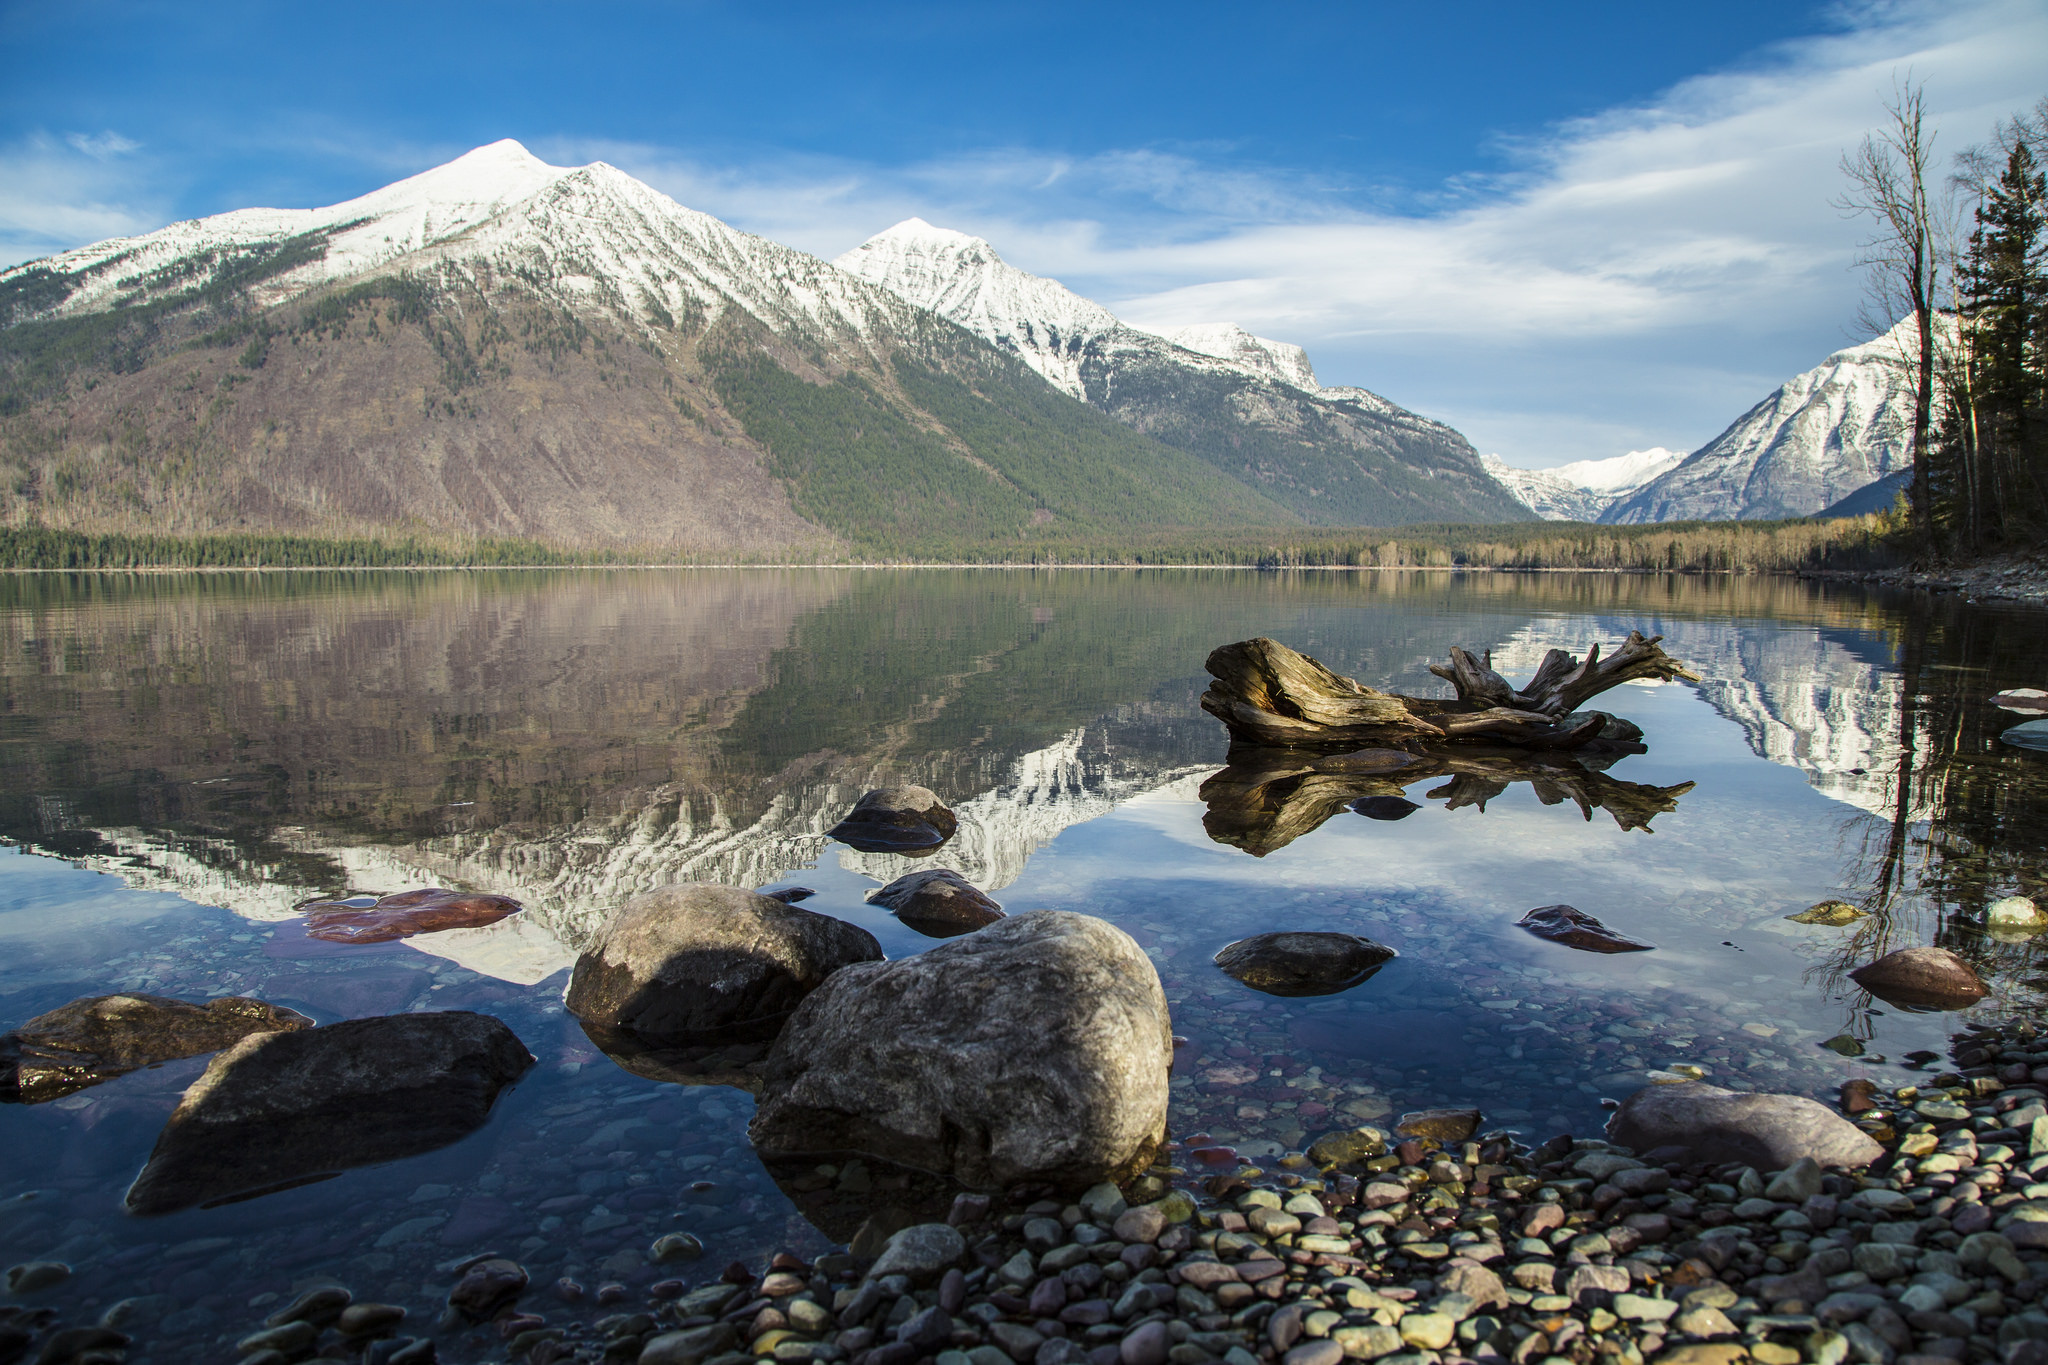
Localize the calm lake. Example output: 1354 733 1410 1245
2 568 2045 1359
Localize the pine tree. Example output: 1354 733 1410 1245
1951 129 2047 544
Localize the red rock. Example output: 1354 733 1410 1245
302 888 522 944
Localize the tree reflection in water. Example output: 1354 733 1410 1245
1814 593 2048 1040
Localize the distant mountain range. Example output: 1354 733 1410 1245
0 142 1527 552
1480 319 1926 525
1480 449 1686 522
837 220 1526 526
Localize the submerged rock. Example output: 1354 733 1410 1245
1347 796 1420 821
1213 932 1397 997
759 887 817 904
1992 687 2048 714
298 888 523 943
1395 1108 1483 1142
2 993 313 1104
1787 899 1866 926
750 910 1171 1191
1606 1080 1882 1169
564 883 882 1040
1515 904 1655 953
826 786 958 855
125 1011 533 1215
2002 718 2048 752
1990 895 2043 925
866 869 1005 938
576 1019 771 1092
1848 946 1989 1011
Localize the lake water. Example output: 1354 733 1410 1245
2 568 2045 1359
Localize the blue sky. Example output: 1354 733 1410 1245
4 0 2045 467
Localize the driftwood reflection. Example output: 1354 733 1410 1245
1200 745 1697 857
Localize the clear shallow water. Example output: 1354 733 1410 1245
1 568 2045 1357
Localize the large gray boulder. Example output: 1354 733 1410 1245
564 883 882 1039
827 787 958 855
126 1011 533 1214
1606 1081 1882 1170
2 993 312 1104
866 869 1004 938
1214 932 1395 997
749 911 1171 1191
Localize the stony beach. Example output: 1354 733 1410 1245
14 1016 2048 1365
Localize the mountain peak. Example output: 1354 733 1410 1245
1146 322 1319 392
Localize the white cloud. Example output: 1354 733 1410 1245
0 131 164 267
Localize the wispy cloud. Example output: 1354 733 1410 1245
0 131 165 265
554 0 2044 464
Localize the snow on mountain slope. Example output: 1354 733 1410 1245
837 219 1532 526
838 219 1403 404
10 139 933 367
1148 323 1319 391
1482 448 1687 521
1602 318 1939 524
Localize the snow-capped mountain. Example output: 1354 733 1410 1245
836 219 1531 526
1481 448 1686 522
1602 318 1935 524
0 142 1293 548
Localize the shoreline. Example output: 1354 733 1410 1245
54 1016 2042 1365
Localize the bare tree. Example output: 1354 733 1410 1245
1836 78 1943 548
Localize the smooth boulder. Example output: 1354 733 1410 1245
564 883 882 1039
826 786 958 855
749 910 1171 1191
2 993 312 1104
1214 932 1397 997
866 869 1004 938
1516 904 1655 953
125 1011 533 1214
1606 1081 1882 1170
1848 946 1989 1010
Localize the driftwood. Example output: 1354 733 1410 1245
1199 746 1696 857
1201 635 1698 751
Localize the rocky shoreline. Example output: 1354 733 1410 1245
17 1017 2045 1365
1805 553 2048 607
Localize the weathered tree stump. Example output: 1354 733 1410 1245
1200 635 1697 751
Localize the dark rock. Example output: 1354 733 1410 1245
826 786 958 855
1605 1081 1882 1170
448 1259 528 1322
750 911 1171 1190
298 888 522 944
124 1011 533 1215
30 1328 126 1365
266 1287 351 1327
1 993 312 1104
576 1022 770 1092
1347 796 1420 821
564 883 881 1039
759 887 816 904
1515 904 1656 953
1213 932 1396 997
1396 1108 1483 1142
866 869 1005 938
1848 947 1989 1011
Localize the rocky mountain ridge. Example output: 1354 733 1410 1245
0 143 1529 548
1602 317 1933 524
835 218 1531 526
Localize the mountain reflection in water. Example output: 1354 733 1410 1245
1 567 2046 1358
